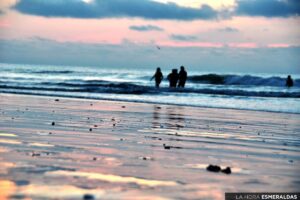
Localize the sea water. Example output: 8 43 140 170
0 63 299 113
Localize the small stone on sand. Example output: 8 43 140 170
89 128 92 132
221 167 232 174
55 99 59 102
51 122 55 126
32 153 41 157
83 194 95 200
206 165 221 172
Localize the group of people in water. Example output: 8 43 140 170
151 66 294 89
151 66 187 88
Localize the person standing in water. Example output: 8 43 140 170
151 67 164 88
178 66 187 88
167 69 179 88
286 75 294 88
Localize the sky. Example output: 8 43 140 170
0 0 299 73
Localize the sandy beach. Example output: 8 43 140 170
0 93 299 200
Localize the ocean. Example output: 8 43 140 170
0 63 299 113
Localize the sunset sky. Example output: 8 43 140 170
0 0 299 73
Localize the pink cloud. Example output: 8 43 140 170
160 41 223 48
267 43 293 48
227 43 258 48
1 11 299 50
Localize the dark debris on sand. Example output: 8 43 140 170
221 167 232 174
31 152 41 157
206 165 221 172
163 144 182 150
206 165 232 174
83 194 95 200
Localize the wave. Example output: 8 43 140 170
33 70 73 74
189 74 300 87
0 80 299 98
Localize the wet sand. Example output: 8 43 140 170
0 93 299 200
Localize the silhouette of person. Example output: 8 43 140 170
286 75 294 88
151 67 163 88
167 69 179 88
178 66 187 88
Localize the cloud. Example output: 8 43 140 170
218 27 239 33
170 34 198 41
129 25 164 32
13 0 218 20
236 0 300 17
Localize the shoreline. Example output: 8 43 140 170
1 92 299 115
0 93 299 199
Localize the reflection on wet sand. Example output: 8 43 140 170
0 180 16 200
47 170 178 187
0 162 15 174
152 106 162 128
0 147 9 153
28 142 55 147
0 133 17 137
0 139 21 145
166 106 186 129
151 105 186 129
0 180 170 200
